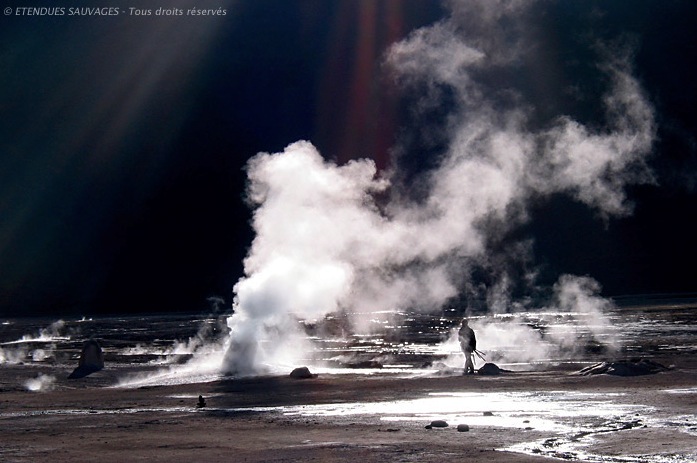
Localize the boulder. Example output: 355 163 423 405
477 363 509 375
457 424 470 432
425 420 449 429
289 366 316 379
429 420 449 428
68 339 104 379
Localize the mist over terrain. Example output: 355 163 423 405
220 0 659 374
1 0 696 318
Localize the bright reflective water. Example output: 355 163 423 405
232 390 639 432
226 388 697 463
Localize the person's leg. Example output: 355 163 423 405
465 352 474 374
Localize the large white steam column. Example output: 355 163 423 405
222 142 390 374
220 0 655 376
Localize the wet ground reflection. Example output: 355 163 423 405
2 304 696 461
237 390 638 431
228 389 696 463
2 387 694 462
2 304 697 373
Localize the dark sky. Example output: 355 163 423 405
1 0 696 317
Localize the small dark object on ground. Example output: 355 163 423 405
289 366 317 379
577 358 670 376
68 339 104 379
477 363 510 375
457 424 470 432
197 395 206 408
429 420 448 428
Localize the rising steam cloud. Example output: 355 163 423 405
221 0 655 375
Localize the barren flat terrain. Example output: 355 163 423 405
2 355 696 462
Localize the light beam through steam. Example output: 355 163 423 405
220 0 655 375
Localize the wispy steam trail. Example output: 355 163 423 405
221 0 655 375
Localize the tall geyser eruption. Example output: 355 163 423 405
221 0 655 375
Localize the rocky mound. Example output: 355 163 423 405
68 339 104 379
289 366 317 379
477 363 510 375
577 358 670 376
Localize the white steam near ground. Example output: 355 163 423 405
438 275 621 369
217 0 655 376
0 320 66 365
24 373 57 392
0 321 64 391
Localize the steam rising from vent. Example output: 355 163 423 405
24 374 56 392
221 0 655 375
439 274 621 369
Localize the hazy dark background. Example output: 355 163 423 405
1 0 696 317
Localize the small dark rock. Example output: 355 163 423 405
457 424 470 432
477 363 510 375
430 420 448 428
483 411 494 416
197 395 206 408
289 366 316 379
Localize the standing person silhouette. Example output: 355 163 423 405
458 319 476 375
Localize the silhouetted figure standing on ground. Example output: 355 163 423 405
458 319 476 375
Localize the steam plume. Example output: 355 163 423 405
221 0 654 374
24 373 56 392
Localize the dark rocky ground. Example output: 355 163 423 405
1 353 696 463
